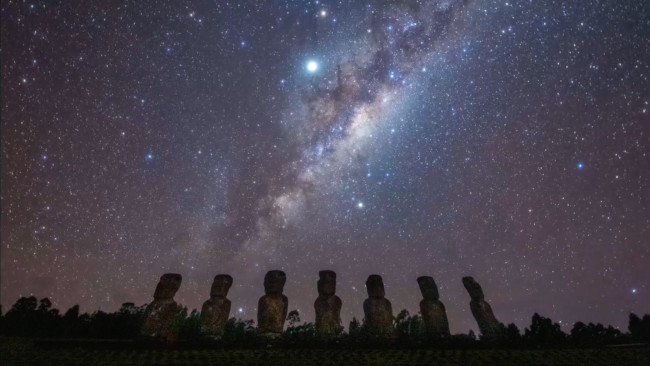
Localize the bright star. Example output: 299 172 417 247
238 307 244 313
146 154 153 160
577 162 584 169
307 60 318 72
357 202 364 209
632 288 637 294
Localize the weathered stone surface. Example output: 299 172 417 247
314 270 342 337
462 276 504 339
363 275 394 337
200 274 233 338
257 270 288 336
417 276 450 336
141 273 182 341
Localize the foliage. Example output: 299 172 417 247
1 297 146 339
628 313 650 342
284 322 317 343
524 313 566 345
394 309 425 339
175 308 202 341
348 317 362 337
222 317 256 343
283 310 318 343
468 329 476 340
570 321 624 346
286 310 301 328
505 323 522 342
1 296 646 349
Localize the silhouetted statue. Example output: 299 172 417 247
363 274 394 337
417 276 450 336
141 273 182 342
200 274 233 338
462 276 504 339
257 270 288 337
314 270 342 337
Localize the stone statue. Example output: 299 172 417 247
141 273 182 342
314 270 342 337
462 276 504 339
257 270 288 336
363 274 394 337
417 276 450 336
200 274 233 338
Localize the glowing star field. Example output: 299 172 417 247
1 0 648 334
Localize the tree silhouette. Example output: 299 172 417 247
61 304 81 336
505 323 522 342
176 308 201 341
629 313 650 342
286 310 301 328
1 295 646 347
222 317 256 342
524 313 566 345
3 296 43 336
570 321 623 346
394 309 425 339
348 317 362 337
468 329 476 340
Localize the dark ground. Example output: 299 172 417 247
2 338 649 366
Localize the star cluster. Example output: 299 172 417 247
2 0 648 333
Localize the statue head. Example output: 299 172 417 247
417 276 440 300
317 270 337 297
153 273 182 300
365 274 385 298
462 276 484 301
210 274 233 298
264 270 286 295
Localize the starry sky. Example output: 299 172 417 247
2 0 649 334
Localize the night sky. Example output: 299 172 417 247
2 0 649 334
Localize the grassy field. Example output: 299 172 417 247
2 339 648 366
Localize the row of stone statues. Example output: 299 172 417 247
141 271 503 341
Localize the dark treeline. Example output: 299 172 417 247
1 296 649 348
0 297 145 339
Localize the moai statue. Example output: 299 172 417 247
257 270 288 337
462 276 504 339
314 270 342 337
200 274 233 338
417 276 450 336
363 274 394 337
141 273 182 342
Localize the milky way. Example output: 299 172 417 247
2 0 649 333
